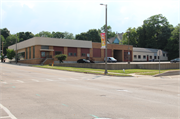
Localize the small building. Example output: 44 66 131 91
8 37 133 64
133 47 168 62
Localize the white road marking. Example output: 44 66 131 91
16 80 24 83
2 82 7 84
31 79 39 82
117 89 132 92
46 79 53 81
0 116 10 118
0 104 17 119
58 78 66 81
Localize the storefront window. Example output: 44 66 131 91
41 52 45 57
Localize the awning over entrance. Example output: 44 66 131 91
40 49 54 52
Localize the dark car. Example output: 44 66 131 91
77 59 90 63
170 58 180 63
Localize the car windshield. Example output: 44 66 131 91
110 57 116 60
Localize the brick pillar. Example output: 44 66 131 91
35 45 41 58
77 48 81 58
122 50 124 62
90 48 93 57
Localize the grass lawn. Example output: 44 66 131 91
32 65 179 76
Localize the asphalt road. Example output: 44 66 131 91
0 63 179 119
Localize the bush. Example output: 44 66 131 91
55 54 67 63
6 49 15 60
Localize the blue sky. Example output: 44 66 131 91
0 0 179 36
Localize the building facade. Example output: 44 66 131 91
133 47 168 61
8 37 133 64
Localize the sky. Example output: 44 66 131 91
0 0 179 36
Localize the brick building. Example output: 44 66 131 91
8 37 133 64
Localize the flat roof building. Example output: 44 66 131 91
8 37 133 64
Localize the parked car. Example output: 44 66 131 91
77 59 90 63
104 57 117 62
170 58 180 63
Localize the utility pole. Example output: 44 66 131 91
16 34 17 64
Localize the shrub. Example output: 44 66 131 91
55 54 67 63
6 49 16 60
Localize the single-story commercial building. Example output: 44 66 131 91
133 47 168 62
8 37 133 64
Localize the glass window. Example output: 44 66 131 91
29 47 31 59
41 46 49 49
55 51 62 55
138 55 141 59
82 53 86 57
134 55 137 59
163 53 165 57
68 53 73 56
26 48 28 59
154 56 156 59
74 53 77 56
150 56 152 59
33 46 35 58
41 52 45 57
143 55 146 59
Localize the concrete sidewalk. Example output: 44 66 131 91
154 70 180 77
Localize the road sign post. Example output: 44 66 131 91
157 50 162 74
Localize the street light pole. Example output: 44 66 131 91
100 3 108 74
2 42 4 55
16 34 17 64
127 31 130 64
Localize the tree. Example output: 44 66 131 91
17 32 34 42
3 35 19 55
1 53 5 62
137 14 173 49
1 35 5 54
122 27 138 47
165 24 179 60
38 31 52 37
75 29 101 42
55 54 67 63
0 28 10 39
99 25 116 39
6 49 15 60
63 32 74 39
52 31 64 38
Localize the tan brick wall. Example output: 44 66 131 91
92 42 133 62
35 45 41 58
44 59 54 65
18 58 42 64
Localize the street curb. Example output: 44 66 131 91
153 70 180 77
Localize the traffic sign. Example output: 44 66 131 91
157 50 162 56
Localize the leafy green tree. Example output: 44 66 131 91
0 28 10 39
1 53 5 62
76 29 101 42
1 35 5 54
55 54 67 63
52 31 64 38
17 32 34 42
6 49 15 60
165 24 179 60
38 31 52 37
137 14 173 49
63 32 74 39
3 35 19 55
99 25 116 39
122 27 138 47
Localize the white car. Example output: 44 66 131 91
104 57 117 62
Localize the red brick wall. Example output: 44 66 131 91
53 46 64 55
93 48 101 57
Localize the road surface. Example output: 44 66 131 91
0 63 179 119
